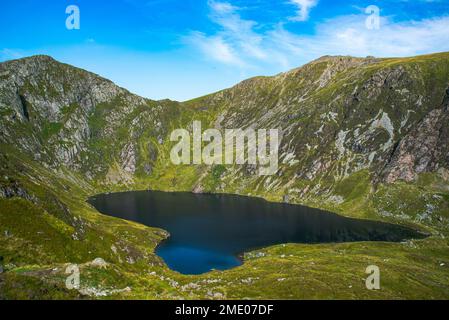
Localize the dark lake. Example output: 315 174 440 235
88 191 424 275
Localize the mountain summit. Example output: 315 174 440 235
1 52 449 299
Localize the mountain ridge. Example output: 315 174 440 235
2 52 449 208
1 52 449 299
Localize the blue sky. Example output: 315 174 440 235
1 0 449 101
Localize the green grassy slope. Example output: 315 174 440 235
1 53 449 299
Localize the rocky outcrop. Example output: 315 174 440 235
1 53 449 202
0 180 35 202
0 55 168 182
382 90 449 183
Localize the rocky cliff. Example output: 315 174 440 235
1 52 449 299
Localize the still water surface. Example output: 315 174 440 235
89 191 423 275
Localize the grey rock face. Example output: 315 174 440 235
0 55 167 182
0 180 35 202
1 54 449 199
120 143 137 174
382 91 449 183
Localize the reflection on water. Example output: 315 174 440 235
89 191 424 275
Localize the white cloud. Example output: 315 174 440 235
187 31 245 66
289 0 319 22
184 1 267 67
186 1 449 72
208 0 237 14
278 14 449 59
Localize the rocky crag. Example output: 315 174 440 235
0 53 449 299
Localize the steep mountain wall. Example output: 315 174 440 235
1 53 449 299
1 53 449 222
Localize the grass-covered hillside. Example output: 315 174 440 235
1 53 449 299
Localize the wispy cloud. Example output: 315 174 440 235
185 1 449 72
289 0 319 22
208 0 237 14
280 14 449 58
186 31 245 66
184 1 266 67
